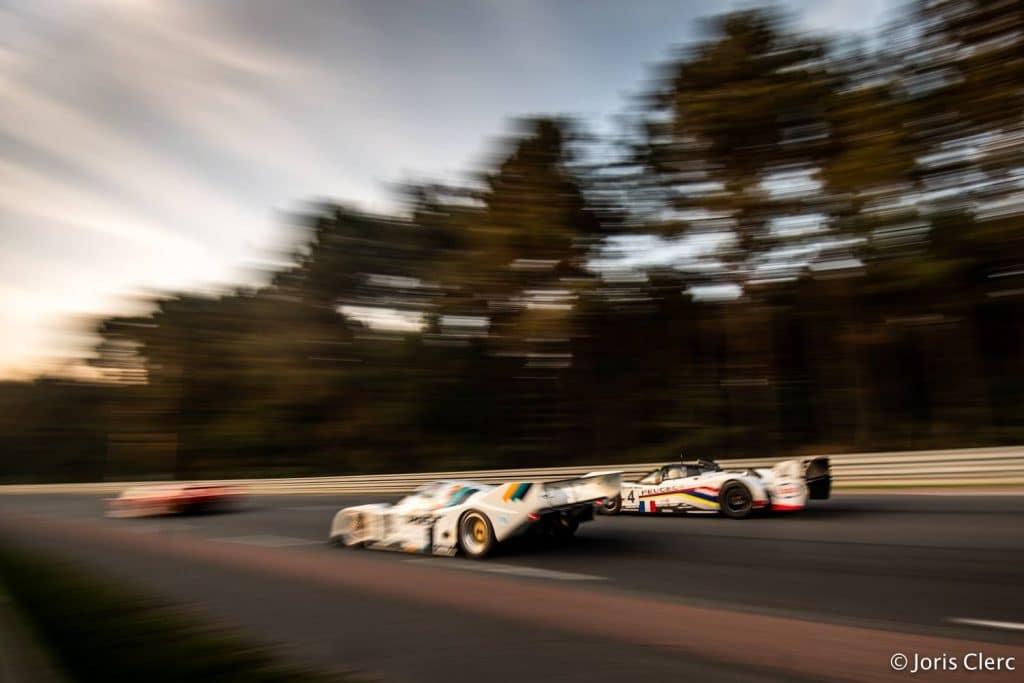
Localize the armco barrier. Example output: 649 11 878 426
1 446 1022 496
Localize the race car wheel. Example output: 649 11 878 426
720 482 754 519
458 510 495 559
601 494 622 515
552 514 579 542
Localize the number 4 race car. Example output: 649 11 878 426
329 472 621 558
601 457 831 519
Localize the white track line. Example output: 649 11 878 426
948 617 1024 632
216 535 321 548
404 558 605 581
122 521 197 533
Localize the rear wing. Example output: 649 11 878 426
802 457 831 499
540 471 621 509
483 472 621 511
766 458 831 502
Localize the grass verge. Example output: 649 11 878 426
0 543 357 682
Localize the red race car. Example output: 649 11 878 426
106 483 245 518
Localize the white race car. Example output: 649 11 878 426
329 472 621 558
601 457 830 518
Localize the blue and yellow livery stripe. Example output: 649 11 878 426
640 487 720 509
669 492 720 509
640 487 718 502
503 482 532 502
444 486 478 507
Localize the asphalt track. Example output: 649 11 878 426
0 492 1022 682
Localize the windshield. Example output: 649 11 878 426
664 465 686 480
399 482 444 505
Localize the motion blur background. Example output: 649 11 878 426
1 0 1022 483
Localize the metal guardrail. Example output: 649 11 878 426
1 446 1023 496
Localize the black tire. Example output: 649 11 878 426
601 495 622 515
458 510 495 559
552 514 579 542
720 482 754 519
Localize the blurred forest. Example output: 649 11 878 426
3 1 1023 482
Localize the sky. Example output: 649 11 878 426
0 0 897 379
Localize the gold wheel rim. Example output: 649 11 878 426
472 519 486 542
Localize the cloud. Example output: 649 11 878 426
0 0 898 377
